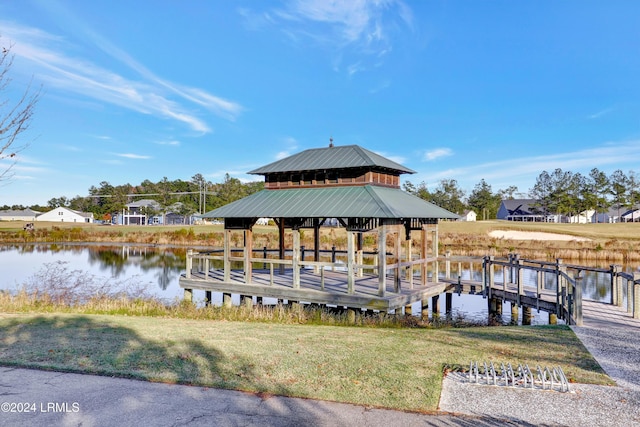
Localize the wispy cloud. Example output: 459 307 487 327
154 140 181 147
243 0 413 75
588 107 614 120
416 141 640 193
424 148 453 161
275 136 299 160
1 20 243 133
114 153 151 160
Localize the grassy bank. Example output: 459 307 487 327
0 312 611 412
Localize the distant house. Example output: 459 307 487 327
568 210 596 224
121 199 161 225
0 208 41 221
621 208 640 222
458 210 476 222
36 207 94 223
498 199 543 221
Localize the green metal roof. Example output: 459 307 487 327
202 185 458 220
248 145 416 175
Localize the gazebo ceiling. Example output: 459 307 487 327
202 185 458 221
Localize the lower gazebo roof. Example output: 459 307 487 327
202 185 458 221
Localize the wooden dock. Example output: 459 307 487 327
180 268 448 312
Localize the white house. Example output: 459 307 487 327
36 207 94 223
458 210 477 222
567 209 596 224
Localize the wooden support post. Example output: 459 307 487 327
495 298 503 316
549 313 557 325
445 293 453 318
241 295 252 309
186 249 193 279
223 292 232 308
346 308 356 325
292 228 300 289
184 288 193 303
357 232 364 278
522 306 532 325
511 303 519 325
378 224 387 297
314 219 321 274
405 236 412 281
224 229 231 282
256 296 263 305
394 226 401 292
421 225 428 286
405 303 412 316
432 227 439 282
432 295 440 320
421 299 429 319
347 230 355 294
205 291 212 306
278 218 285 275
244 228 253 283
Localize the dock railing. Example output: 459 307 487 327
185 247 440 295
438 252 640 326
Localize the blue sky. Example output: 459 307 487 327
1 0 639 206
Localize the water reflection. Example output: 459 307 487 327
0 244 187 300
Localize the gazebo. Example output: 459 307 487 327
179 143 458 314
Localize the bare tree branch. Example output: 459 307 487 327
0 38 41 183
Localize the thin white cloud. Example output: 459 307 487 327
114 153 152 160
154 140 181 147
416 140 640 193
588 107 614 120
424 148 453 161
245 0 413 74
1 20 243 133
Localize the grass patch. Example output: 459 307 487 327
0 312 611 412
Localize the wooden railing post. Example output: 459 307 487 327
634 272 640 319
556 259 564 318
488 256 495 298
628 275 634 314
574 272 583 326
445 251 451 279
516 256 523 307
610 264 620 306
186 249 193 279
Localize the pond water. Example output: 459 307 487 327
1 243 634 325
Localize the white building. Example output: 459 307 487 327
36 207 94 223
458 210 477 222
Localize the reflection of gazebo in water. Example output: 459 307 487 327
179 143 458 315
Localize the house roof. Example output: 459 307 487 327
0 208 41 216
500 199 539 216
202 185 458 220
126 199 160 209
248 145 416 175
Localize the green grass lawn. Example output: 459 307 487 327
0 313 612 412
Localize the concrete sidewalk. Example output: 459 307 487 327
0 366 526 427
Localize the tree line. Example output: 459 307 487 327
1 174 264 221
4 167 639 221
403 167 640 219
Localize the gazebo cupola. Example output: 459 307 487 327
250 143 415 190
